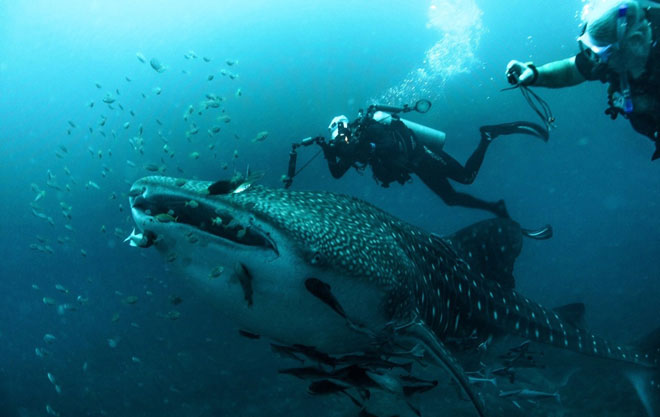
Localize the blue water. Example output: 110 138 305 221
1 1 659 416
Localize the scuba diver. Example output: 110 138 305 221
505 0 660 160
284 100 548 218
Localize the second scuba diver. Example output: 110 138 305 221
284 100 548 218
506 0 660 160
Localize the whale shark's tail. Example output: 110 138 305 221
626 327 660 417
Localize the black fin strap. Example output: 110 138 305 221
652 140 660 161
521 224 553 240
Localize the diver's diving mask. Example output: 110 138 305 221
578 31 615 64
579 4 634 114
577 4 629 65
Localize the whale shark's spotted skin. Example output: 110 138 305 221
129 176 659 372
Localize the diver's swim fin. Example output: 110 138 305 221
652 140 660 161
521 224 553 240
480 121 549 143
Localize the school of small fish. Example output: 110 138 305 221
24 47 276 417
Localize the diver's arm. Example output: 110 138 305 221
534 57 586 88
506 57 586 88
327 156 353 178
319 142 353 178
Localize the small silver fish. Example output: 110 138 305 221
499 388 560 402
468 376 497 386
150 57 166 73
46 404 60 416
252 130 268 143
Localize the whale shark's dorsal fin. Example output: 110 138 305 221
553 303 587 329
443 218 523 289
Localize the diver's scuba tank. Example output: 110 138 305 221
371 110 446 156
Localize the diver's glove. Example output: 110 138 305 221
505 60 539 86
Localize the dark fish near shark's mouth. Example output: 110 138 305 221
130 191 278 254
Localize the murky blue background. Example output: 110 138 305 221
1 1 658 416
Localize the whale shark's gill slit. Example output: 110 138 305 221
134 194 277 253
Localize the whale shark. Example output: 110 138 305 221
127 175 659 416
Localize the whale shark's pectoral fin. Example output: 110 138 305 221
629 326 660 417
391 320 486 417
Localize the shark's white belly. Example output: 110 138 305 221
155 226 390 353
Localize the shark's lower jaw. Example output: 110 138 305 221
128 178 387 353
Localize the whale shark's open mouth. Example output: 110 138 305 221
130 191 278 253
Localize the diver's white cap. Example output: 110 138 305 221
328 115 349 140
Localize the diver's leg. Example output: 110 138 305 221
452 121 548 184
424 148 487 185
462 140 490 184
415 171 509 218
454 124 526 184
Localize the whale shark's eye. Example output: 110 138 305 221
310 252 323 265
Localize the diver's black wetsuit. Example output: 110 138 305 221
575 6 660 159
320 119 509 218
